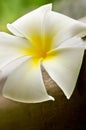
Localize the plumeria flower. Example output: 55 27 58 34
0 4 86 103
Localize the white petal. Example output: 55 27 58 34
0 56 29 79
3 58 54 103
44 11 86 48
58 37 86 49
7 4 52 38
0 32 30 69
43 48 85 99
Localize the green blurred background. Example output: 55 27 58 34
0 0 86 31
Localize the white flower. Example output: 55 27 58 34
0 4 86 103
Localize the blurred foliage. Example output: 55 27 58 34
0 0 57 31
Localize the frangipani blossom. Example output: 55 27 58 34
0 4 86 103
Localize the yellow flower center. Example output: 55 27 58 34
25 33 52 55
32 48 47 59
21 33 56 66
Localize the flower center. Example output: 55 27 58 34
35 49 47 58
22 33 53 61
26 46 48 60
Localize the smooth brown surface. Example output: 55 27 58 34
0 18 86 130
